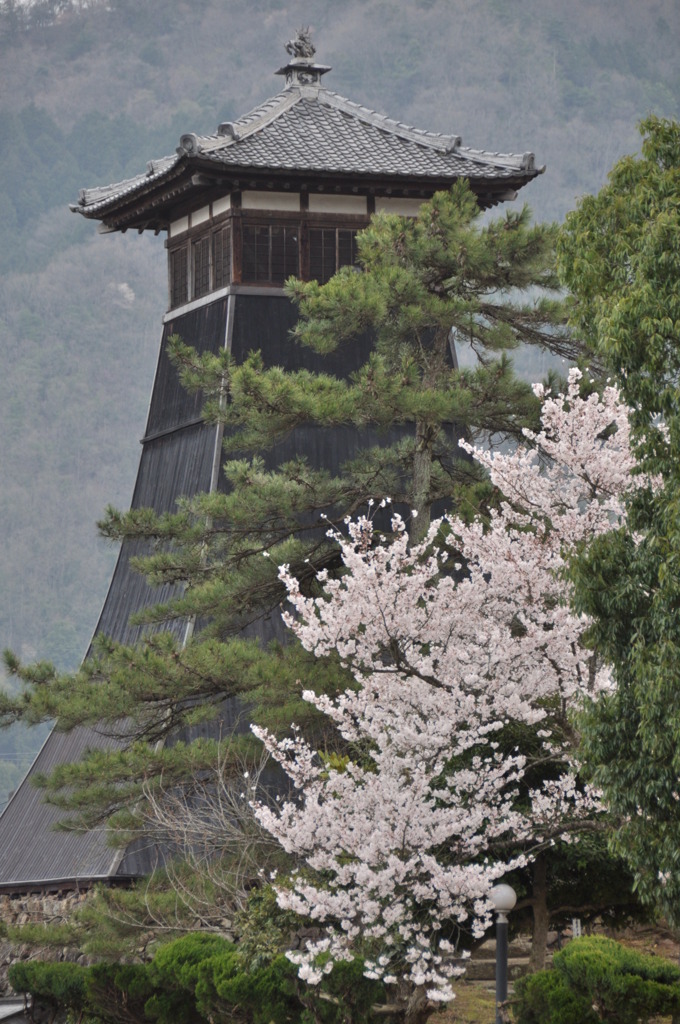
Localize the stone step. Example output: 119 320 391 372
473 937 533 957
465 958 531 982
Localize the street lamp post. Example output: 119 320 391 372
490 883 517 1024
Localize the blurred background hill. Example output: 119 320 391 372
1 0 678 803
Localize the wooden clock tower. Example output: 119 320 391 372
0 31 543 894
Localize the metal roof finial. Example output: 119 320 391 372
276 27 330 88
285 26 316 59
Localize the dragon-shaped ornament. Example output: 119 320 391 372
285 27 316 59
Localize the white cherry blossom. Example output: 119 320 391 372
253 372 644 1003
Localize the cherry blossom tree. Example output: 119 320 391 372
252 370 643 1021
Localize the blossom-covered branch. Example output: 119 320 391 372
253 370 642 1007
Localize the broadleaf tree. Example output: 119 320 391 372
558 115 680 925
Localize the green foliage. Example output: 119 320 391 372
515 937 680 1024
194 949 300 1024
8 952 195 1024
146 933 232 1023
506 834 645 942
560 117 680 924
290 188 562 353
7 933 389 1024
233 885 303 971
59 876 237 960
311 959 389 1024
159 933 388 1024
559 116 680 456
514 966 599 1024
6 920 80 949
85 963 156 1024
8 960 89 1020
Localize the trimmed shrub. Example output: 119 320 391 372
85 963 157 1024
196 948 388 1024
9 960 89 1019
195 950 300 1024
514 935 680 1023
145 932 233 1023
514 968 599 1024
313 958 389 1024
7 934 391 1024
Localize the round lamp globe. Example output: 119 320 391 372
490 884 517 914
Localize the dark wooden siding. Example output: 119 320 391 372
133 422 218 512
146 300 228 437
230 293 372 376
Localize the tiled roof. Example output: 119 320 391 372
206 93 535 178
73 77 541 219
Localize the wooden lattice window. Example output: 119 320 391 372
242 224 299 284
192 235 211 299
169 246 188 308
213 224 231 289
309 228 358 284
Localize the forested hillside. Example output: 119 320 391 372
0 0 678 803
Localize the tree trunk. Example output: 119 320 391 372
528 852 549 973
411 418 433 543
403 984 435 1024
411 328 453 544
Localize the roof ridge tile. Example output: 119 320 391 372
316 87 462 152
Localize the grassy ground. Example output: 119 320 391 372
432 981 678 1023
432 984 496 1024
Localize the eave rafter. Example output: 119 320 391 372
95 163 527 233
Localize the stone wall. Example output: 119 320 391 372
0 890 91 996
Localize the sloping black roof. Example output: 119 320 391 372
72 55 542 228
0 306 227 891
0 726 127 889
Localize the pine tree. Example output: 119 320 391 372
1 184 574 944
